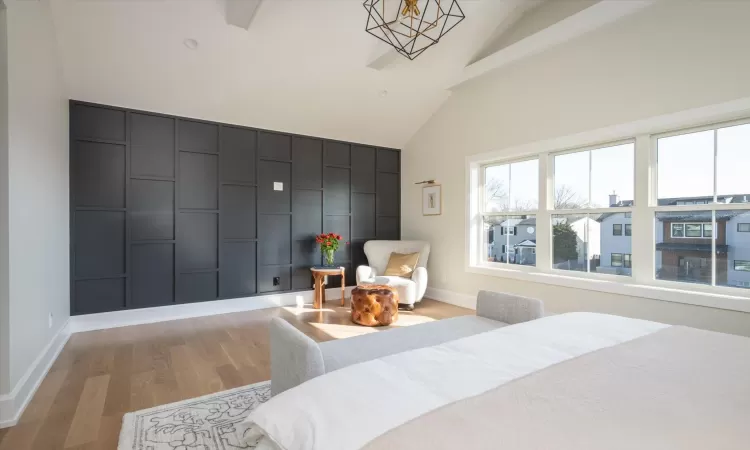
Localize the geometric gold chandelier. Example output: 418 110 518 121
363 0 466 60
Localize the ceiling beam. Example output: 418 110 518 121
225 0 263 30
467 0 545 66
367 43 403 70
449 0 656 89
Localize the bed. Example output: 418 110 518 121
243 312 750 450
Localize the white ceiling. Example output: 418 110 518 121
46 0 494 148
46 0 650 148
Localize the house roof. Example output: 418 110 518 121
516 239 536 247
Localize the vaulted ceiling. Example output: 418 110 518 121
47 0 653 148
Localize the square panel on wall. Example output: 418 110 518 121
258 160 291 213
351 145 376 193
72 104 125 142
178 213 218 271
258 266 291 293
259 132 291 161
258 214 291 265
352 193 375 240
74 278 125 314
376 172 400 217
221 185 256 240
178 272 217 303
324 215 350 263
377 148 400 173
221 126 256 184
324 167 350 214
221 242 257 297
179 120 218 153
324 141 350 167
74 141 125 208
75 211 125 278
179 152 218 209
292 137 323 190
131 179 174 241
131 113 175 178
292 190 322 240
131 243 174 308
377 216 400 240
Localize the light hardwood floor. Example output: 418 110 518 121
0 299 471 450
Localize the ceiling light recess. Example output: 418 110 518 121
363 0 465 61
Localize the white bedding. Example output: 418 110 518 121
245 313 669 450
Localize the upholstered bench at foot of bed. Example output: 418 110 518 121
269 290 545 396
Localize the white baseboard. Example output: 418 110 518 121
70 286 354 333
0 319 72 428
425 287 477 310
0 286 353 429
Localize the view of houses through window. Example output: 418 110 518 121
480 121 750 291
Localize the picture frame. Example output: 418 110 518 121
422 184 442 216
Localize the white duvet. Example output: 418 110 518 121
244 313 669 450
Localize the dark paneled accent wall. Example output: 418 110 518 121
69 101 400 315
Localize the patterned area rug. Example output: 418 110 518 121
118 381 271 450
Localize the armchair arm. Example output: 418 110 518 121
476 290 544 325
356 265 377 284
411 266 428 301
269 318 325 396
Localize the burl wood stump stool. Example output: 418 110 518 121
351 285 399 326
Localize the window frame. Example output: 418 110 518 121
670 222 712 239
613 224 623 236
466 109 750 314
624 224 632 236
738 223 750 232
735 260 750 272
623 253 632 269
479 156 540 269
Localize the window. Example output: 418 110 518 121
471 115 750 310
611 253 623 267
670 223 712 239
482 159 538 267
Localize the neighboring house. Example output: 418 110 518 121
597 194 750 286
488 218 537 265
552 216 601 270
597 195 634 275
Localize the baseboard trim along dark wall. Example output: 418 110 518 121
69 100 401 315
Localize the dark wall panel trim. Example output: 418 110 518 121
70 100 400 315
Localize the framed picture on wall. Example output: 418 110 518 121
422 184 442 216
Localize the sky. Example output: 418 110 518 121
485 122 750 212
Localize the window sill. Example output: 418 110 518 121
466 264 750 314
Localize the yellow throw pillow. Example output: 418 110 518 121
383 252 421 278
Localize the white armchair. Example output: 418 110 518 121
356 240 431 309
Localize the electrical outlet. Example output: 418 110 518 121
48 313 53 329
273 277 281 286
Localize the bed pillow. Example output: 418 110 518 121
383 252 420 278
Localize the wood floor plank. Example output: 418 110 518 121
63 374 111 448
0 299 469 449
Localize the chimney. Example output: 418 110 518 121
609 191 620 207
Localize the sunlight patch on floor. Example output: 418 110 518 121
307 322 380 339
282 306 336 315
389 314 437 327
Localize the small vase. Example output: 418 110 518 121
323 248 335 267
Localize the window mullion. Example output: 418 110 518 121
632 135 654 284
536 154 552 272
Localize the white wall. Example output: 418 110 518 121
5 0 69 390
403 0 750 336
0 3 10 396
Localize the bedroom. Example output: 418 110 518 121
0 0 749 449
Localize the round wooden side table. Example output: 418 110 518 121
310 266 346 309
